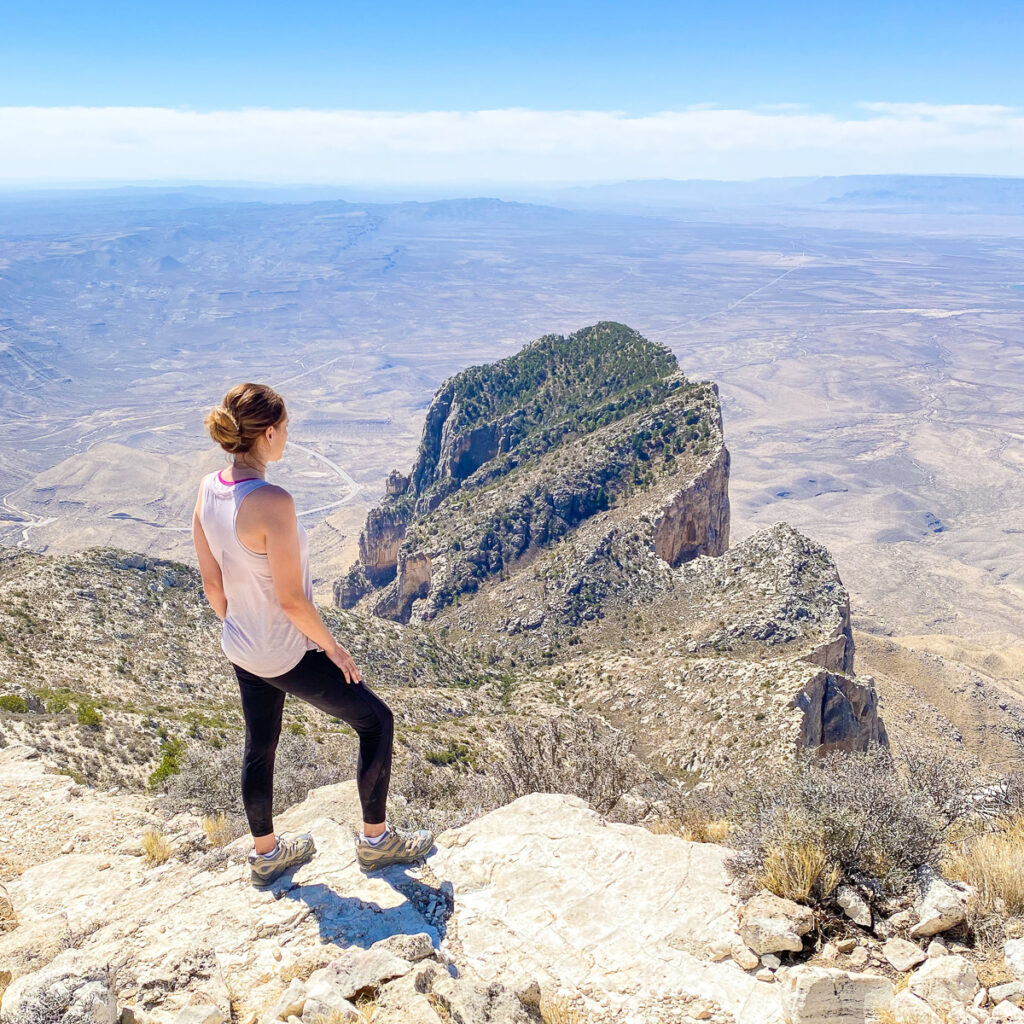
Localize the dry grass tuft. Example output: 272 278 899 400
648 813 730 844
141 827 172 865
755 834 840 903
426 992 455 1022
942 814 1024 917
201 812 235 848
540 992 589 1024
351 995 378 1023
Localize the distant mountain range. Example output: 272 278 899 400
4 174 1023 216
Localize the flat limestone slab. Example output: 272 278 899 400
431 791 785 1023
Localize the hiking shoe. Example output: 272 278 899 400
355 825 434 870
247 832 316 888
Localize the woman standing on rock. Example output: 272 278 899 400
192 381 434 887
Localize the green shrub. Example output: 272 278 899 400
0 695 28 713
425 741 474 768
76 701 103 728
147 736 185 790
46 692 74 713
727 743 979 903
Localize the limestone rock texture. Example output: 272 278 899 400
778 965 894 1024
0 749 802 1024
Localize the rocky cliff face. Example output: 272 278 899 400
328 322 882 770
334 322 729 622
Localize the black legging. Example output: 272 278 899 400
230 649 394 836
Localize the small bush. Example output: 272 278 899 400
76 701 103 728
727 743 973 902
46 692 74 714
141 828 172 864
201 812 237 848
166 732 353 819
425 741 475 769
487 714 651 816
148 736 185 790
0 695 27 714
754 811 841 903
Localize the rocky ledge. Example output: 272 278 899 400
2 745 1021 1024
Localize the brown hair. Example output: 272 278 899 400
204 382 286 454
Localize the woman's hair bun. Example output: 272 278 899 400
204 383 285 455
204 406 243 452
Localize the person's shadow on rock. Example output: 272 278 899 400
271 863 455 950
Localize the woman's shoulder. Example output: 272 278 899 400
242 482 295 516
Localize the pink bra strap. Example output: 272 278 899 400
217 470 263 486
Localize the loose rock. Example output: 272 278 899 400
778 965 894 1024
908 955 981 1013
738 891 814 955
884 937 928 973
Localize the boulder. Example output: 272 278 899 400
738 891 815 955
908 955 981 1013
375 958 532 1024
890 990 942 1023
884 937 928 972
369 931 436 964
778 965 894 1024
265 978 308 1021
305 948 414 1003
911 867 972 938
837 885 872 927
175 1008 227 1024
990 980 1024 1005
0 950 117 1024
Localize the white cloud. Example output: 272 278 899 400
1 103 1023 185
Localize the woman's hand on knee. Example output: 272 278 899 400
326 641 363 684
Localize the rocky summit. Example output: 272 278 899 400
334 322 884 778
2 743 1019 1024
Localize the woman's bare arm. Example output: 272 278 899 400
263 489 363 683
192 489 228 620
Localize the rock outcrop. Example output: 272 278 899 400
2 744 1013 1024
335 322 731 623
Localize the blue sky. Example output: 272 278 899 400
1 1 1021 184
2 0 1020 111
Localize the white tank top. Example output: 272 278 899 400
199 469 317 677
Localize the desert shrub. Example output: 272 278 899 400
165 732 355 823
45 692 74 714
201 812 238 848
487 714 652 815
424 740 475 768
75 701 103 728
726 743 976 903
384 712 678 835
0 695 27 713
147 736 185 790
646 783 732 844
